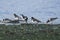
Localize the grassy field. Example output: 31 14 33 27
0 24 60 40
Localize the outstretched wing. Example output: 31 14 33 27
14 13 23 20
46 17 58 23
3 18 11 21
31 17 41 22
14 13 19 18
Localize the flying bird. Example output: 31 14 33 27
31 17 41 23
20 14 28 23
14 13 22 20
46 17 58 23
3 18 19 23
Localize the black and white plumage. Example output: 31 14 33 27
31 17 41 23
2 14 22 23
14 13 19 18
3 18 11 21
3 18 19 23
20 14 28 23
46 17 58 23
14 13 22 20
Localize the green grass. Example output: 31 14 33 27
0 24 60 40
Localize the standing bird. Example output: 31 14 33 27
20 14 28 23
31 17 41 23
46 17 58 23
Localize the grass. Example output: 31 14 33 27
0 24 60 40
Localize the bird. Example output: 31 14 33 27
46 17 58 23
20 14 28 23
31 17 41 23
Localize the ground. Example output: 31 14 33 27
0 24 60 40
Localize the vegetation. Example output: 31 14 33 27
0 24 60 40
